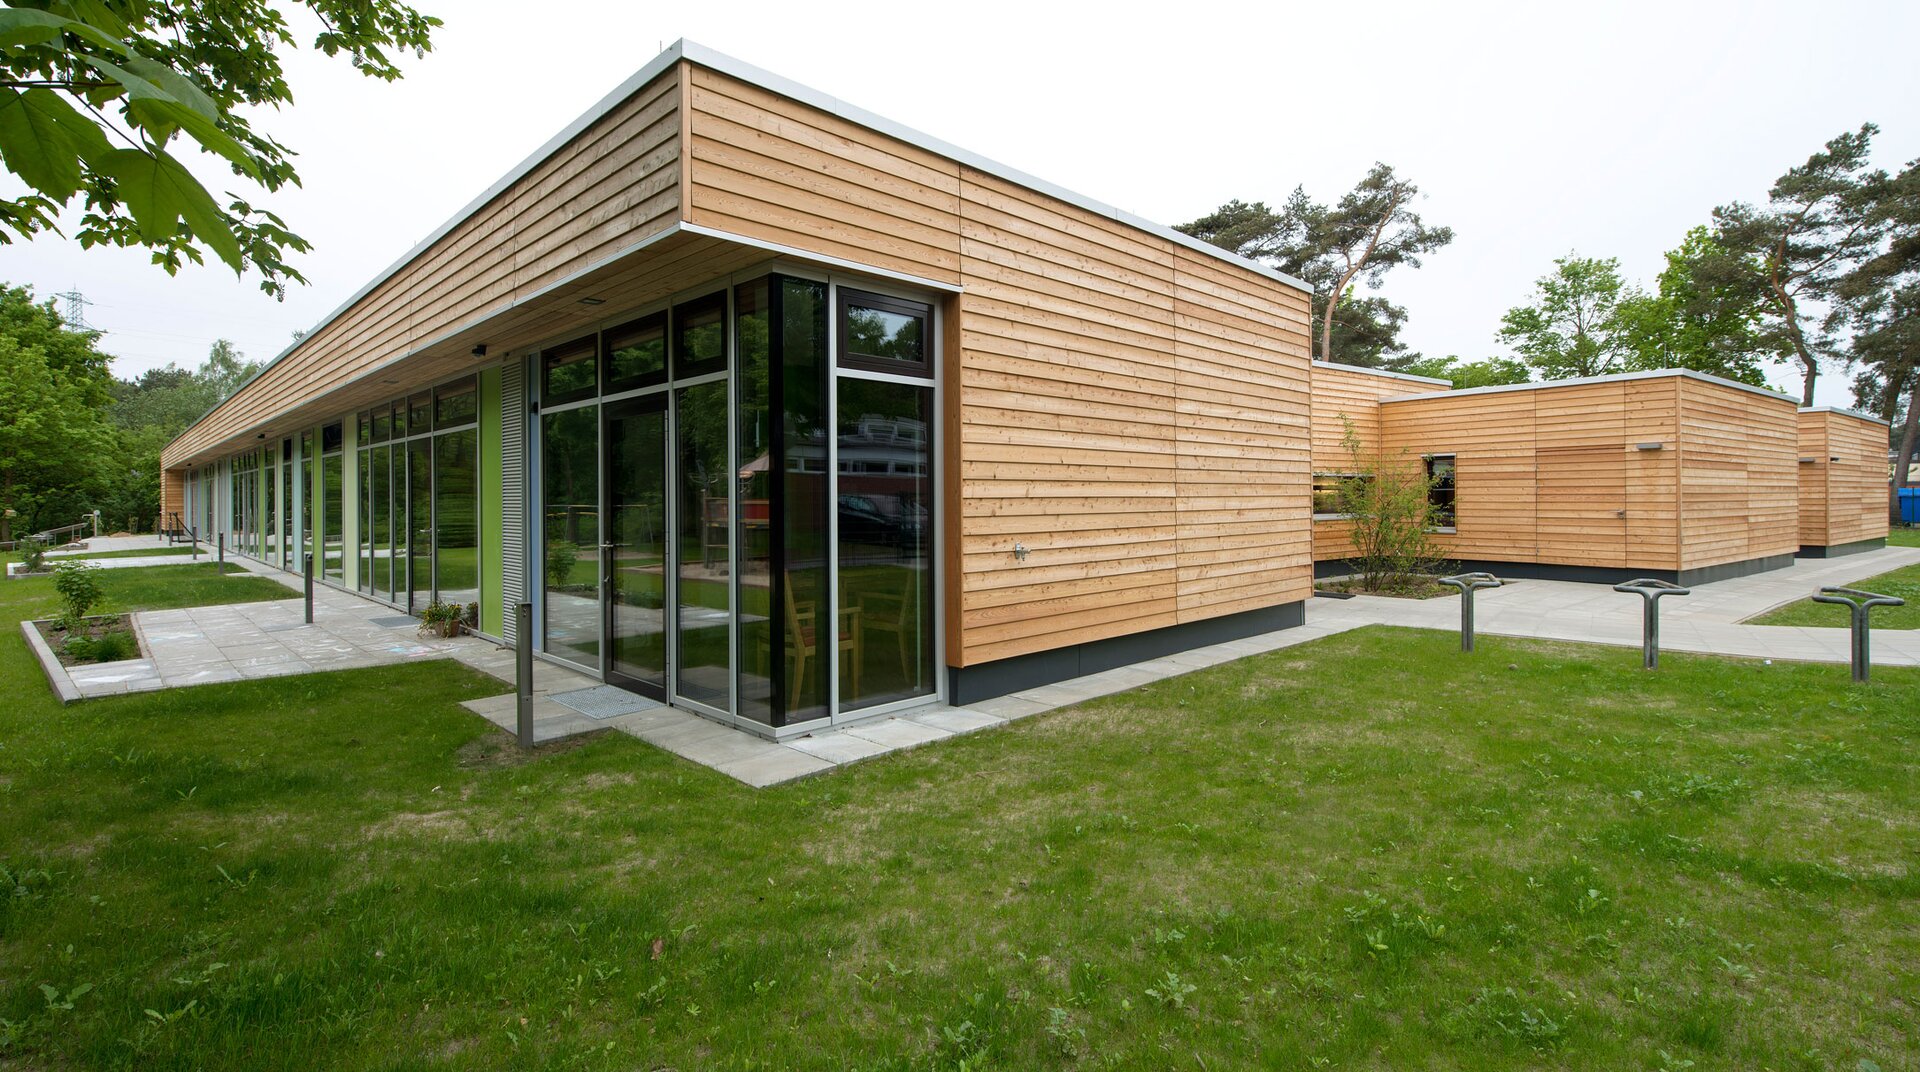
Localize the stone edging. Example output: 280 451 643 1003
20 619 81 705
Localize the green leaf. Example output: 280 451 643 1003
125 98 258 178
80 55 174 104
119 55 219 120
0 8 71 47
0 88 88 199
95 144 242 271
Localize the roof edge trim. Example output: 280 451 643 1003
1379 368 1796 405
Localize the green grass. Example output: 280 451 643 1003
4 562 292 622
1748 560 1920 629
2 594 1918 1068
1889 526 1920 548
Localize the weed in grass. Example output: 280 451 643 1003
1442 986 1569 1050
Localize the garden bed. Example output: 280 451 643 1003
31 612 147 667
1317 575 1460 599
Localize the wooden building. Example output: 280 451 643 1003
160 41 1315 732
1309 366 1846 585
1796 407 1893 557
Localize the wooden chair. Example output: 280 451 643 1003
785 581 859 704
856 571 918 676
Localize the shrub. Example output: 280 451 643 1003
545 539 579 589
18 537 46 572
52 561 102 629
64 629 136 663
1333 416 1441 592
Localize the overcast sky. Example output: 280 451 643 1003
6 0 1918 408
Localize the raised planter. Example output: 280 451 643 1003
21 613 157 704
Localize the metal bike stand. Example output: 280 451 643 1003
1437 572 1503 652
1811 586 1906 683
1612 578 1691 669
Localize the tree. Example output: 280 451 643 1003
0 1 440 297
1395 354 1532 389
1712 124 1888 406
1614 227 1772 385
1497 255 1636 379
0 285 113 542
1835 156 1920 498
1179 163 1453 365
95 339 260 532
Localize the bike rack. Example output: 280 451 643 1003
1437 572 1503 652
1612 578 1691 669
1811 586 1906 683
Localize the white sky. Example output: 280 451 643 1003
5 0 1917 409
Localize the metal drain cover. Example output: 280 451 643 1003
550 685 662 720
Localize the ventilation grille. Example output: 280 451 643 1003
500 356 528 642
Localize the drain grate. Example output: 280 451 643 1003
369 615 417 629
550 685 662 720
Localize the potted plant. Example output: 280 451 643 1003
417 600 473 639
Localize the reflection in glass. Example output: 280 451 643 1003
841 291 929 370
837 379 934 711
542 405 600 668
369 445 392 598
606 399 668 697
605 314 667 393
735 281 773 725
322 452 343 582
435 428 479 609
264 454 279 563
280 447 293 569
543 339 597 403
780 279 830 723
408 438 432 610
673 293 728 379
675 380 731 709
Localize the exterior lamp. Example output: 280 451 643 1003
471 343 488 359
1634 442 1664 451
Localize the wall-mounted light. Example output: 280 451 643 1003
1013 543 1030 562
578 296 605 306
1798 456 1818 465
1635 442 1665 451
471 343 488 359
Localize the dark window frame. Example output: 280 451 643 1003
672 291 730 379
1425 454 1457 529
603 310 670 394
837 287 932 377
541 335 600 405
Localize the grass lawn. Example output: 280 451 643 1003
3 597 1918 1068
1748 560 1920 629
44 546 206 562
1889 526 1920 548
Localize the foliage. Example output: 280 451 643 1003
0 0 440 296
95 338 260 533
50 558 100 626
1395 354 1532 389
417 599 473 638
16 536 45 571
1180 163 1453 365
544 539 579 589
1615 227 1772 385
1497 255 1637 379
0 285 113 542
61 625 134 663
1712 123 1889 405
1835 156 1920 489
1334 416 1438 591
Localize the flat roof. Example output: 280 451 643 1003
1799 405 1891 426
166 40 1312 460
1310 360 1451 387
1379 368 1796 405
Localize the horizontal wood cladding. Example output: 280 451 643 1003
1676 379 1798 570
1308 364 1449 560
1799 410 1891 548
683 66 961 284
164 70 684 468
951 171 1311 665
1374 378 1694 571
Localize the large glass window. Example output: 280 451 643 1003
264 451 279 563
301 432 314 571
435 428 480 609
542 405 600 667
322 448 343 582
407 438 432 609
369 444 393 598
675 380 731 709
836 378 934 711
673 292 728 379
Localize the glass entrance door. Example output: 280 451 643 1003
603 395 670 699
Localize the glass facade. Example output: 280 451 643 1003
196 270 940 731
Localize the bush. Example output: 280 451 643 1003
52 561 102 628
545 539 579 589
63 629 136 663
18 537 46 572
1334 416 1441 592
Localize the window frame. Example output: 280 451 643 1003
1311 470 1371 520
1424 453 1457 532
837 287 932 377
671 291 729 379
541 335 600 405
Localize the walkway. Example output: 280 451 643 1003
33 542 1918 788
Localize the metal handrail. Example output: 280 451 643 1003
1812 586 1906 683
1613 578 1691 669
1438 572 1503 652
